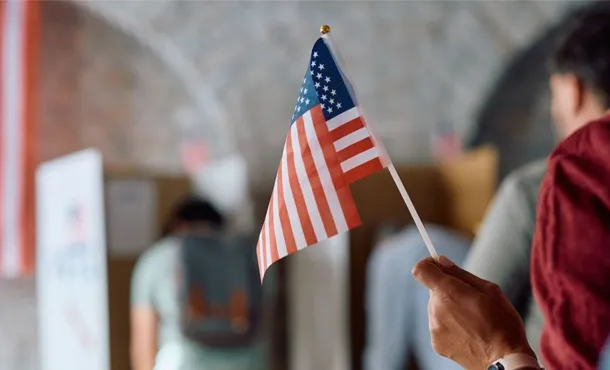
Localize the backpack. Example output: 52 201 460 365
177 234 264 348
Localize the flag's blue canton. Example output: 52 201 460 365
291 37 356 124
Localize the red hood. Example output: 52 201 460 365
532 114 610 369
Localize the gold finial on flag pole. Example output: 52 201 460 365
320 25 331 35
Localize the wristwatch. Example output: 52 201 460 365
487 353 540 370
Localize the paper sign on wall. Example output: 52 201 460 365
106 179 157 256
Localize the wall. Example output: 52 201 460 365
0 3 190 369
0 1 580 369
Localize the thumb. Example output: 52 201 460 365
437 255 492 292
412 257 450 292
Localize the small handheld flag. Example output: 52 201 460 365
257 26 438 280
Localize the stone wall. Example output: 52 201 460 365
0 1 580 369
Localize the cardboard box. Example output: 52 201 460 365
104 172 191 370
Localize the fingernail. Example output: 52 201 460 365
438 255 454 268
411 265 419 277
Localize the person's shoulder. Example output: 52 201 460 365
507 159 547 188
552 114 610 159
499 159 547 202
135 237 180 268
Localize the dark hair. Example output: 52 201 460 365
161 196 225 236
549 2 610 109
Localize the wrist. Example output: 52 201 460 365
487 352 540 370
486 340 535 363
485 342 537 369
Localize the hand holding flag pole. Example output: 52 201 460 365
256 25 438 280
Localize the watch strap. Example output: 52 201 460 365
490 353 540 370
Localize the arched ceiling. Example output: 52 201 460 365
68 0 581 185
73 0 234 158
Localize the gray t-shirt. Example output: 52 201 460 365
464 159 546 361
131 237 267 370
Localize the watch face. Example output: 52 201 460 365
487 364 505 370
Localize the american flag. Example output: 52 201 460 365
0 0 39 278
257 36 386 279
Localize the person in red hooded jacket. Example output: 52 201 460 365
412 2 610 370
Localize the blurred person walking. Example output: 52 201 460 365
130 196 268 370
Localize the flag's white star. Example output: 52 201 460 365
300 97 305 103
300 87 303 93
321 104 325 109
303 78 307 83
336 102 342 109
329 98 335 104
310 70 314 75
325 76 331 83
314 82 321 88
318 64 325 70
303 88 308 94
331 89 337 96
297 106 301 111
313 51 318 58
311 61 316 68
328 107 333 113
323 85 329 92
305 99 310 105
316 73 322 79
321 95 327 101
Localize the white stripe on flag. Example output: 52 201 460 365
302 111 348 233
341 147 379 172
280 149 306 249
333 127 369 151
290 122 326 241
264 216 272 271
271 180 288 259
256 241 263 278
326 107 359 131
2 0 25 277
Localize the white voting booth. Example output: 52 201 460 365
36 149 110 370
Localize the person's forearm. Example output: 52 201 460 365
131 344 156 370
131 353 156 370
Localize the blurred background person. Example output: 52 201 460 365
130 196 267 370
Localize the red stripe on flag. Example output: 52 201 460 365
296 116 337 236
310 106 361 230
329 116 365 142
276 159 298 255
286 130 317 246
337 137 375 163
345 158 384 184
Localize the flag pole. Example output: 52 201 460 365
320 25 439 260
386 164 439 259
